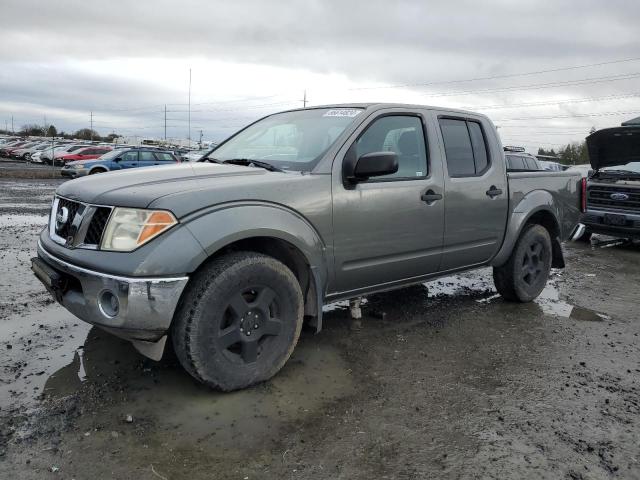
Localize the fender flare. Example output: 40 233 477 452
491 190 563 268
88 166 109 174
182 202 329 328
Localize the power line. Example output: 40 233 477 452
460 92 640 111
494 109 640 122
351 56 640 91
417 72 640 98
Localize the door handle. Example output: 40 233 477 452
421 190 443 204
486 186 503 198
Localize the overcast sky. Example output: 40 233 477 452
1 0 639 151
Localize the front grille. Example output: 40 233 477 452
588 185 640 213
54 198 82 239
50 197 112 248
84 207 111 245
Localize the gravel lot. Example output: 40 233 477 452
0 178 639 479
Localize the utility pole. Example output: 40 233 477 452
11 115 14 134
303 89 307 108
188 68 192 148
164 105 167 140
199 129 203 148
90 111 94 141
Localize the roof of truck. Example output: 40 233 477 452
284 103 492 119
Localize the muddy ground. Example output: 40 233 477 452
0 178 639 479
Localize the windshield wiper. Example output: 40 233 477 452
222 158 284 172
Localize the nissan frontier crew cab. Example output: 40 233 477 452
32 104 582 391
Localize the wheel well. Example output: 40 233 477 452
201 237 318 319
90 167 107 173
525 210 564 268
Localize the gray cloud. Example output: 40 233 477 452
1 0 639 145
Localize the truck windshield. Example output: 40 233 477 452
206 108 363 171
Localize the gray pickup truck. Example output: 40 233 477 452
32 104 582 390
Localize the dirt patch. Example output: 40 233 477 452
1 179 639 479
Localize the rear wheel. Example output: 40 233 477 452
493 224 552 302
172 251 304 391
89 168 106 174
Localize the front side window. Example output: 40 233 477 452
355 115 428 180
439 118 491 177
121 151 138 162
208 108 363 171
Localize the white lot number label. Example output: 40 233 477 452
323 109 361 118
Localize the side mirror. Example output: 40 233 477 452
343 150 398 184
114 157 122 162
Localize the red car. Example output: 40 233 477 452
58 146 113 163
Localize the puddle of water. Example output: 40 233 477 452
0 306 91 409
40 326 355 452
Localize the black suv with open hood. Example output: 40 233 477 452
579 125 640 241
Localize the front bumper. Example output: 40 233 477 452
60 168 86 178
33 241 189 359
581 208 640 239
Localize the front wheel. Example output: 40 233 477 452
172 251 304 391
493 224 552 302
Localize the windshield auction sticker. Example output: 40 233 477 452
323 109 362 117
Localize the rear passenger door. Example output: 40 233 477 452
437 115 509 270
138 150 157 167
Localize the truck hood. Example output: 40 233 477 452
55 162 277 210
586 126 640 170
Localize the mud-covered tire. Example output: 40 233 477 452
171 251 303 391
493 224 552 302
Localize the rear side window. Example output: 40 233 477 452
506 155 525 170
439 118 491 177
524 157 539 170
139 151 156 161
154 152 175 162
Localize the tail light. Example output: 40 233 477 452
580 177 587 213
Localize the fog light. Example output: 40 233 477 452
98 290 119 318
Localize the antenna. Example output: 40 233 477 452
188 68 192 148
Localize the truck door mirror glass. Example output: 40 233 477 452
350 152 398 182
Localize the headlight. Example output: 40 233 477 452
73 164 85 169
101 208 177 251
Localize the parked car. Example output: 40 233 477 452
576 125 640 242
503 146 542 171
57 146 113 165
536 159 567 172
41 144 79 165
60 148 180 178
183 149 210 161
1 140 28 157
32 103 582 391
565 164 593 178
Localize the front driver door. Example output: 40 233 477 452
331 112 445 295
117 150 139 170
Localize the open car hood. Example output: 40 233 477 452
586 126 640 170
